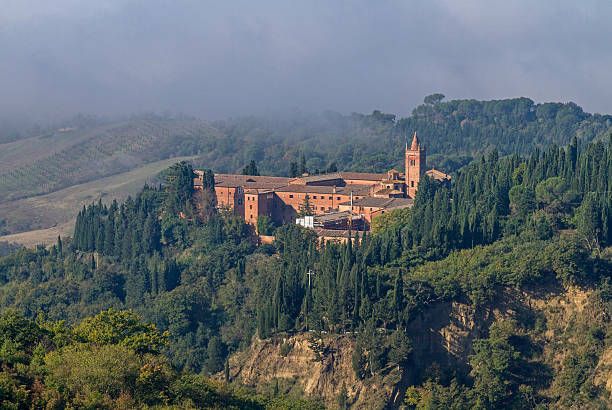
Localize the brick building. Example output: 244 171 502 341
194 135 449 230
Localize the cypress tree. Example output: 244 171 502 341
56 235 63 258
393 269 404 324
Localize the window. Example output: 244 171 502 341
329 196 332 200
289 194 293 198
411 181 414 187
337 197 341 200
237 199 242 205
249 205 252 210
320 207 324 211
313 195 317 199
250 215 253 219
410 160 415 166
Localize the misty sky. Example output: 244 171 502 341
2 0 612 121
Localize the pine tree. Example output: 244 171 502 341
289 161 298 178
298 153 307 176
393 269 404 323
241 160 259 176
56 235 63 258
103 218 114 255
142 214 161 254
326 161 338 173
205 336 227 374
298 195 314 217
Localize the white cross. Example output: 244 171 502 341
306 269 315 287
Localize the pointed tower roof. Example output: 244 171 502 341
410 131 420 150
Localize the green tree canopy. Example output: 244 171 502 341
75 309 168 355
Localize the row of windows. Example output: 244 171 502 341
287 194 361 201
244 193 364 202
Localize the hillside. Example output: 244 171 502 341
0 115 219 203
0 156 195 244
0 99 611 407
227 283 611 409
0 137 610 408
209 98 612 176
2 97 611 239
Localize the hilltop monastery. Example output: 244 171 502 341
194 133 449 233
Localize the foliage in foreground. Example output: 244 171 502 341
0 308 323 409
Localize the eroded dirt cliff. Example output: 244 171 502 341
227 284 611 408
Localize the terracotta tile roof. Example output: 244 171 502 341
339 197 414 209
275 184 371 195
410 131 420 150
214 174 290 189
339 172 386 181
290 173 343 184
374 188 393 195
313 211 364 223
244 188 276 194
425 169 451 181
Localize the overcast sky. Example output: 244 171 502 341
2 0 612 122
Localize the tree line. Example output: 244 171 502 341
0 134 611 407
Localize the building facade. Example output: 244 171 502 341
194 137 448 231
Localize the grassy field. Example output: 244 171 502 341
0 156 196 245
0 117 219 203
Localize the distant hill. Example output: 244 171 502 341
1 97 611 238
0 114 220 203
208 97 612 176
0 156 195 242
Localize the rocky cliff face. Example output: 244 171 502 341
230 333 398 409
228 284 611 408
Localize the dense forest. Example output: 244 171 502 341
1 96 612 407
202 96 612 176
2 97 611 238
0 308 323 409
1 129 611 407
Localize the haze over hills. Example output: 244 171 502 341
0 156 196 245
0 114 219 203
0 124 611 408
3 2 612 408
1 97 611 241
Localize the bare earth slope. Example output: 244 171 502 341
228 285 612 409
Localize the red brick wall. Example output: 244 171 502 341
215 186 245 216
211 183 380 226
406 148 426 198
274 191 366 216
244 192 259 225
338 203 384 223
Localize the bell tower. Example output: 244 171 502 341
405 132 426 198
